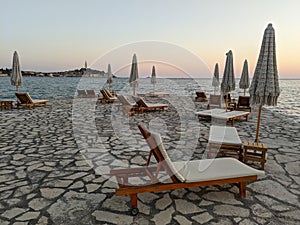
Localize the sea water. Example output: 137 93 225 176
0 76 299 122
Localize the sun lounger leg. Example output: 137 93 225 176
239 182 246 198
130 194 139 216
123 176 128 185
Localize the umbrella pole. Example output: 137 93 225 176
255 104 263 142
225 95 228 111
133 86 136 96
244 89 246 96
214 87 216 95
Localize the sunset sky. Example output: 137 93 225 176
1 0 299 78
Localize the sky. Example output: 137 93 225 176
1 0 299 78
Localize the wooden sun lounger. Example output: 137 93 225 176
116 95 138 115
77 89 97 98
132 96 168 113
208 125 243 160
109 123 264 215
195 108 226 119
77 89 87 97
98 89 117 103
0 99 15 110
207 94 222 109
237 96 251 112
213 110 250 125
15 92 48 109
195 91 208 101
86 90 97 97
195 109 249 125
143 92 170 97
105 88 116 97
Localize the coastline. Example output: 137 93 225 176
0 68 108 78
0 97 299 224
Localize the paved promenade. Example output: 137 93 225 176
0 97 299 225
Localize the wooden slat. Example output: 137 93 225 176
115 175 258 196
110 166 160 176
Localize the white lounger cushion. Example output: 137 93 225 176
173 158 265 183
209 125 242 146
195 109 249 123
146 103 168 107
151 132 185 182
213 110 249 119
151 131 264 184
195 108 225 116
31 99 48 103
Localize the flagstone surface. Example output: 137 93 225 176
0 97 299 224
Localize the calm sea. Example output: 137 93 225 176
0 76 299 122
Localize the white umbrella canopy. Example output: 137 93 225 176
129 54 139 96
10 51 23 92
107 64 113 90
151 65 156 93
249 23 280 142
221 50 235 110
212 63 220 94
239 59 250 96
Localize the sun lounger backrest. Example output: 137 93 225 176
77 90 87 97
196 92 207 98
104 89 113 98
138 124 163 162
237 96 251 111
238 96 250 107
151 133 185 182
100 89 105 97
101 89 110 99
209 95 222 108
211 95 222 104
86 90 96 96
103 89 109 98
138 97 149 107
117 95 131 106
16 93 33 104
138 124 184 183
133 97 148 108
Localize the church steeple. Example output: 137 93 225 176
84 61 87 69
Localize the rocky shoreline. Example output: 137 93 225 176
0 97 299 224
0 68 111 78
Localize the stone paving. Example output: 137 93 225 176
0 96 299 225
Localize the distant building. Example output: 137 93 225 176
85 61 87 69
0 71 8 77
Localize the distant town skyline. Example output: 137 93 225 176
1 0 300 78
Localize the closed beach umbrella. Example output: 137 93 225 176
151 65 156 93
239 59 250 96
249 23 280 142
107 64 113 90
11 51 23 92
129 54 139 96
221 50 235 110
212 63 220 94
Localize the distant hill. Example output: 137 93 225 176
0 68 117 78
